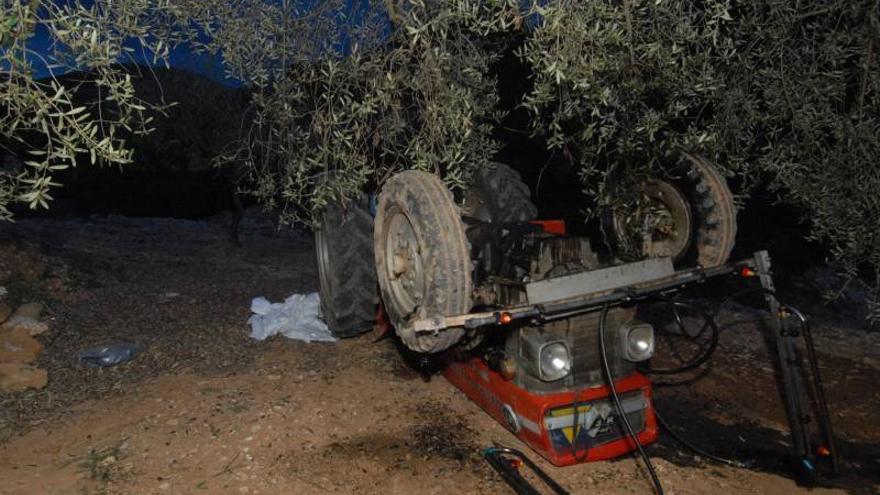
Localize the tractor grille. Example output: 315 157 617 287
570 309 636 386
511 307 637 393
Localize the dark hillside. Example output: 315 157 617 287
16 67 250 219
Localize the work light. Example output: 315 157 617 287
538 341 572 381
621 323 655 362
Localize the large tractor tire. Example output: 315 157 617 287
374 171 472 353
460 162 537 350
606 153 737 268
314 196 377 338
679 152 737 268
463 162 537 223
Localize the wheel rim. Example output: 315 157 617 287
382 207 425 318
613 179 693 261
315 222 334 308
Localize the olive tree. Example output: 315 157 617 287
3 0 877 319
1 0 525 225
517 0 735 211
0 0 199 220
718 1 880 320
207 0 527 225
515 0 880 320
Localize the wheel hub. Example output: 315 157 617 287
613 179 693 262
383 209 425 316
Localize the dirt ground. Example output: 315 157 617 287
0 214 878 495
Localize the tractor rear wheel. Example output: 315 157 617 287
314 196 377 338
679 153 737 268
463 162 537 223
605 153 737 268
374 171 472 353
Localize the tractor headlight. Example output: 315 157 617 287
621 323 655 362
538 342 571 381
520 333 571 382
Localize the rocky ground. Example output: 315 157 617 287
0 214 878 495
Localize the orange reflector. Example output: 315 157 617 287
529 219 566 235
497 312 514 325
509 458 524 469
817 446 831 457
740 267 756 278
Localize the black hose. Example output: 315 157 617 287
671 303 706 340
598 304 664 495
646 288 782 376
646 299 721 375
641 297 751 468
486 446 570 495
687 287 781 339
654 409 753 468
660 304 699 364
649 291 838 475
484 451 542 495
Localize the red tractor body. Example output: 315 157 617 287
444 354 657 465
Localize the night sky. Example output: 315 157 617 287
28 0 379 85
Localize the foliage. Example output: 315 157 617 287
516 0 880 320
207 0 526 225
718 1 880 320
1 0 878 319
0 0 194 220
517 0 735 201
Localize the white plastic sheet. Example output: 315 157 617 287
247 292 336 343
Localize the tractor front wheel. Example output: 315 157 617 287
374 171 472 353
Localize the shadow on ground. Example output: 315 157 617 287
651 396 880 495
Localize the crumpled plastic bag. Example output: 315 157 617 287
247 292 336 343
79 342 143 368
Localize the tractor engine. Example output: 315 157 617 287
466 222 601 306
465 220 656 387
454 220 659 462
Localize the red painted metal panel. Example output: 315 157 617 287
443 355 657 466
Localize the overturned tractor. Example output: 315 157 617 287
313 158 835 487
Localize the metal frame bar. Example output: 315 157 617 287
753 251 816 476
755 252 838 479
408 256 753 334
